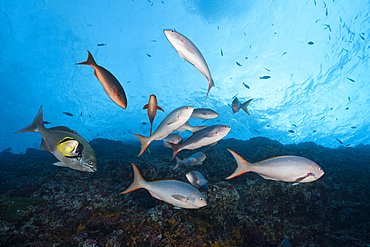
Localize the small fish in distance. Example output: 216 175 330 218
347 77 355 82
243 82 250 89
14 106 97 172
143 94 164 136
76 51 127 109
231 97 253 115
43 121 51 125
164 29 214 101
173 152 206 170
288 130 295 133
186 171 208 190
226 149 324 183
308 41 314 45
97 43 106 46
221 49 223 56
121 163 207 209
336 138 343 144
63 112 73 117
236 62 242 66
259 76 271 79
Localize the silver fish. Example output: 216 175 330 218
76 51 127 109
133 106 194 156
226 149 324 183
177 121 207 133
170 125 231 159
186 171 208 190
191 108 219 119
121 164 207 209
231 97 253 115
14 106 97 172
163 133 183 149
164 29 214 101
173 152 206 170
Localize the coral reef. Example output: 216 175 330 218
0 137 369 246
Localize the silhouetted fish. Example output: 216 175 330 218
63 112 73 117
146 53 152 57
243 82 250 89
259 76 271 80
288 130 295 133
345 107 349 110
236 62 242 66
43 121 51 125
97 43 106 46
265 68 270 72
351 126 357 129
336 138 343 144
221 49 223 56
281 52 287 57
347 77 355 82
141 122 147 125
308 41 314 45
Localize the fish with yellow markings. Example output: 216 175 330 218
14 106 97 172
133 106 194 156
76 51 127 109
164 29 214 101
121 163 207 209
226 149 324 183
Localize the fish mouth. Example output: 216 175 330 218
81 162 97 172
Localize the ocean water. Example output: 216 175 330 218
0 0 369 246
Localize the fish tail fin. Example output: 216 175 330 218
76 50 97 66
206 78 215 101
226 149 251 179
120 163 147 194
132 133 150 157
241 99 253 116
14 106 44 134
169 143 181 161
173 157 182 170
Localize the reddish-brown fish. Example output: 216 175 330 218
143 95 164 136
76 51 127 109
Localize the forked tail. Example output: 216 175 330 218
225 149 251 179
14 106 44 134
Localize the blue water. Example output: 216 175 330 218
1 1 370 246
1 0 369 153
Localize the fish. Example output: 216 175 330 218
348 97 350 101
264 67 270 72
281 52 287 57
243 82 250 89
14 106 97 172
163 133 183 148
164 29 214 101
173 152 206 170
143 94 165 136
121 163 207 209
259 76 271 80
146 53 152 57
56 137 84 158
141 122 147 125
177 121 207 133
43 121 51 125
191 108 219 119
97 43 106 46
231 97 253 115
221 49 223 56
133 106 194 156
336 138 343 144
278 238 291 247
254 129 260 134
347 77 355 82
351 126 357 129
63 112 73 117
169 125 231 159
345 107 349 110
308 41 314 45
226 149 324 183
288 130 295 133
76 51 127 109
245 57 248 59
236 62 242 66
186 171 208 190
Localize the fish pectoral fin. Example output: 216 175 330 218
157 105 165 112
53 161 67 167
295 172 314 182
143 104 149 110
171 194 188 202
166 117 181 126
149 191 161 200
204 132 217 138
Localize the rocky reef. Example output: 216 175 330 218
0 137 369 246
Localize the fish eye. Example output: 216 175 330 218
89 161 93 165
200 198 204 201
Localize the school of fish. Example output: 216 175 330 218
15 29 325 215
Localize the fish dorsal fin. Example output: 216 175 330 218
171 194 188 202
50 126 83 139
149 191 161 200
40 137 51 152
